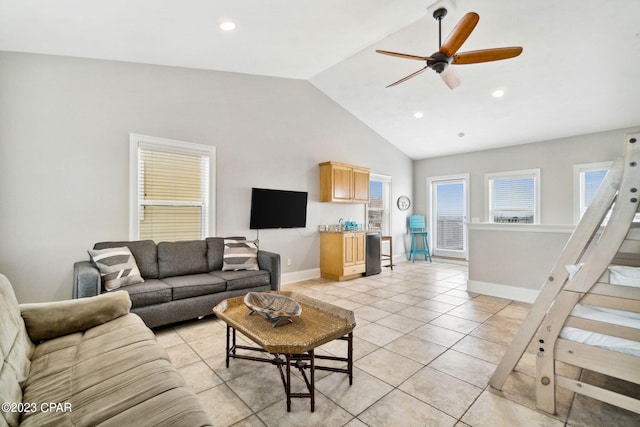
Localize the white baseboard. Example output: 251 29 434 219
281 253 411 284
282 268 320 285
431 257 468 266
394 253 407 264
467 280 539 304
281 254 465 285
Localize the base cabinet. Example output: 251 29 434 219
320 232 366 281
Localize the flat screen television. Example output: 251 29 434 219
250 188 308 229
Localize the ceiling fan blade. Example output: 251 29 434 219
440 66 460 90
453 47 523 64
376 50 433 61
439 12 479 57
386 66 429 88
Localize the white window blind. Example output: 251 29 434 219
367 175 391 235
487 169 540 224
130 134 215 242
434 180 464 250
573 161 612 223
582 169 608 208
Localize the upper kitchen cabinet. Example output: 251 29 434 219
319 161 370 203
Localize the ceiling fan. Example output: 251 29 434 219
376 8 522 89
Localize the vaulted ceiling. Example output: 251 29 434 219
2 0 639 159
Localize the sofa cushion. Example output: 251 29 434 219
158 240 208 278
206 236 245 271
88 387 214 426
210 270 271 291
222 239 259 271
161 274 226 300
20 290 131 342
88 246 144 291
123 279 172 308
0 274 35 427
20 313 212 426
94 240 159 279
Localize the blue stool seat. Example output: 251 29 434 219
408 216 432 263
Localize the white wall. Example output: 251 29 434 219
0 51 413 303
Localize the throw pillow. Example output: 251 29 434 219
88 246 145 291
222 239 259 271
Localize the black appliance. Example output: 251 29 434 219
365 231 381 276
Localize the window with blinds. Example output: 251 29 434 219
486 169 540 224
582 169 608 208
367 174 391 235
130 134 215 242
434 180 464 251
574 161 612 223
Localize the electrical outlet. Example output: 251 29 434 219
287 258 292 266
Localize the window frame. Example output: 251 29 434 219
485 168 541 224
367 173 392 235
573 161 612 224
129 133 216 241
427 173 469 259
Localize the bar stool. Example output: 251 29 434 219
381 236 393 270
408 215 432 262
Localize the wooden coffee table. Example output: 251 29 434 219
213 291 356 412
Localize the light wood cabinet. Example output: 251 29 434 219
320 232 366 281
319 161 370 203
351 167 370 203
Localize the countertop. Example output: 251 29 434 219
319 229 381 234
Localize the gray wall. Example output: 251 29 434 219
413 129 633 225
468 225 573 294
413 128 638 299
0 51 413 303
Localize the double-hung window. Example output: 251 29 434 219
129 134 216 242
573 161 611 223
486 169 540 224
367 174 391 235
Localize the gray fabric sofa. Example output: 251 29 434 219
73 238 281 328
0 273 213 426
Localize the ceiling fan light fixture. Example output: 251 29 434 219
375 8 522 89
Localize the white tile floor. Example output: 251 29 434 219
155 261 640 426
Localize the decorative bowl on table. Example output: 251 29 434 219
244 292 302 327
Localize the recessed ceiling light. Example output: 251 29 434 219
414 112 424 119
220 21 236 31
492 89 505 98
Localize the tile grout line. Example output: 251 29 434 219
157 261 630 426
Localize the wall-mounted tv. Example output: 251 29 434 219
250 188 308 230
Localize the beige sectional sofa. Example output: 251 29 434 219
0 273 213 426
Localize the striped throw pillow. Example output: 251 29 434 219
222 239 259 271
88 246 144 291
